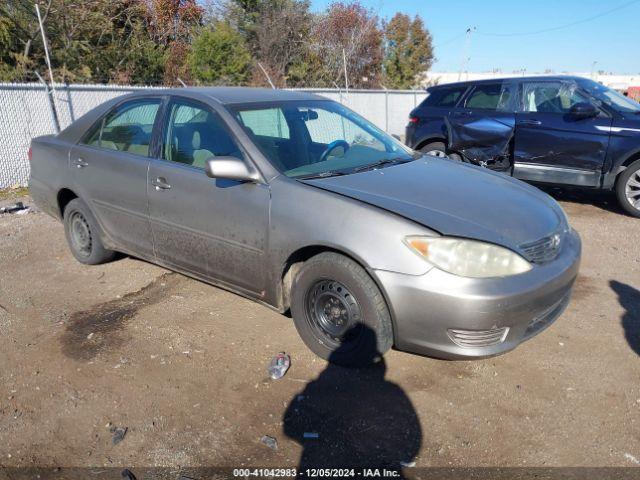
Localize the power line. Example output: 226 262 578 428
476 0 640 37
433 30 468 49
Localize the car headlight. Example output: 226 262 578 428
405 236 532 278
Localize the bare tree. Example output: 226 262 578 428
306 1 383 88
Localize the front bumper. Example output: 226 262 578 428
373 229 581 359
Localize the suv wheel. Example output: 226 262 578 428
63 198 117 264
419 141 463 162
290 252 393 366
616 159 640 218
419 141 448 158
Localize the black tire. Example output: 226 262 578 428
419 141 465 162
63 198 117 264
616 159 640 218
290 252 393 366
419 141 448 158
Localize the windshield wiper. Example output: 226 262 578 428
351 157 411 173
294 170 347 180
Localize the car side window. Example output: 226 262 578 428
522 82 590 113
83 99 160 156
163 101 244 169
465 83 513 111
237 108 290 139
423 87 467 108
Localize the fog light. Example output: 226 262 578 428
447 327 509 348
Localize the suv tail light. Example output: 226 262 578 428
408 116 419 125
27 147 32 161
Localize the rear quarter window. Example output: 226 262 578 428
421 86 468 108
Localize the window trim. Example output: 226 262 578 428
78 96 164 158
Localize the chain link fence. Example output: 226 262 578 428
0 83 426 188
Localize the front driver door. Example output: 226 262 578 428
514 80 612 187
147 97 270 296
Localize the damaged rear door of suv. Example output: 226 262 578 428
445 80 518 171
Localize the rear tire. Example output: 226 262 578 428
616 159 640 218
419 141 464 162
419 141 448 158
63 198 117 264
290 252 393 367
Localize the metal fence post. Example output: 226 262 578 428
64 81 75 122
384 88 389 133
34 71 60 134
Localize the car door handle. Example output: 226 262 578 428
73 158 88 168
518 119 542 126
151 177 171 191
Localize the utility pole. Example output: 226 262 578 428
35 3 55 93
257 62 275 89
35 2 60 134
458 27 475 81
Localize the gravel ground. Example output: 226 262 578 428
0 187 638 475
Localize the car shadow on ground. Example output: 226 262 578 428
283 325 421 476
610 281 640 356
536 185 626 216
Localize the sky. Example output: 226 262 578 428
309 0 640 74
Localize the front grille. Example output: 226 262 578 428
447 327 509 348
520 232 563 264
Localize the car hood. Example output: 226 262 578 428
301 158 564 250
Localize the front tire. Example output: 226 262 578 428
290 252 393 366
616 159 640 218
63 198 117 264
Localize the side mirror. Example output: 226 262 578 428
569 102 598 119
205 156 260 183
391 134 402 141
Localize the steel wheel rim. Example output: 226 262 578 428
70 211 92 257
625 170 640 210
424 149 448 158
305 280 362 347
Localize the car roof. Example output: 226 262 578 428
427 75 588 91
125 87 326 105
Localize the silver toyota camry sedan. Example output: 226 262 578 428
29 88 581 365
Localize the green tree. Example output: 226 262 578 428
382 13 433 89
187 22 252 85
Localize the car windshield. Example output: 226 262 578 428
229 100 416 178
580 79 640 114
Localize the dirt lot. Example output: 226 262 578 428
0 187 639 474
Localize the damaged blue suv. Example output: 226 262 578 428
405 76 640 217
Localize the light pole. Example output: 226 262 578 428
458 27 476 81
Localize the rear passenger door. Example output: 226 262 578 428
70 97 161 258
513 80 612 186
147 97 270 295
446 81 517 168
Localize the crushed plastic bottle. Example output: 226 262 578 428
261 435 278 450
268 352 291 380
